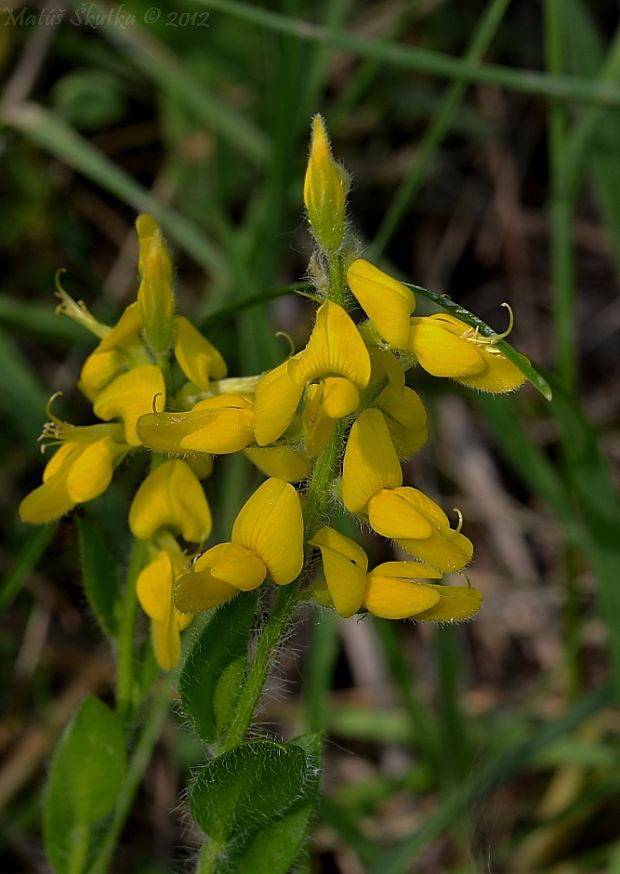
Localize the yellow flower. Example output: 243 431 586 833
175 478 304 613
78 303 147 401
254 357 304 446
363 561 482 621
347 259 416 349
408 312 527 393
254 302 371 452
173 315 227 392
137 394 254 455
129 459 212 543
368 348 428 459
94 363 166 446
310 527 368 617
136 544 192 670
342 408 402 513
303 114 349 253
367 488 473 573
19 424 127 524
136 214 175 356
244 446 311 482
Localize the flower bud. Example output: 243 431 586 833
136 214 175 356
303 115 349 253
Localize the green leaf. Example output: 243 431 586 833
190 740 310 869
75 516 121 638
233 734 322 874
44 697 126 874
179 592 257 742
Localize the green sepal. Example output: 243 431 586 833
179 592 257 742
76 516 121 637
43 697 126 874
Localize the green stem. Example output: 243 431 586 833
218 420 346 754
327 253 346 306
116 538 147 724
86 680 172 874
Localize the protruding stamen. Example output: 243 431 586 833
275 331 296 357
452 507 464 533
54 269 111 339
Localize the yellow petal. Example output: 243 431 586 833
368 487 473 573
174 315 227 390
456 348 527 393
97 302 142 352
129 459 212 542
371 560 443 581
288 302 371 389
175 544 240 613
254 358 304 446
209 542 267 591
136 549 174 622
244 446 310 482
138 395 253 455
151 615 181 670
301 383 335 457
342 409 402 512
94 364 165 446
364 573 441 620
368 347 405 389
78 349 126 401
65 437 123 502
310 527 368 617
42 442 81 482
180 396 255 454
409 316 485 378
347 259 415 349
367 489 435 540
185 454 214 480
321 376 359 419
19 445 83 524
416 585 483 621
232 478 304 585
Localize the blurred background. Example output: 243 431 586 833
2 0 620 871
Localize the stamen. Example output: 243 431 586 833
463 302 514 347
275 331 296 357
54 269 111 339
452 507 464 533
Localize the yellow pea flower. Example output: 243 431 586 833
77 303 147 401
174 315 227 391
129 459 212 543
136 215 175 357
136 545 192 670
137 394 254 455
19 427 127 524
254 357 304 446
244 446 311 482
342 408 402 513
408 312 527 393
288 301 371 393
94 363 166 446
363 561 482 621
368 351 428 459
303 114 349 253
310 527 368 618
175 478 304 613
347 259 416 349
367 487 473 573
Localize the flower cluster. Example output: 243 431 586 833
20 116 528 670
